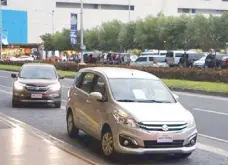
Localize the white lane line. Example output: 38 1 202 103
0 88 12 94
0 84 11 89
199 134 228 144
192 108 228 116
0 75 10 78
175 91 228 101
197 143 228 157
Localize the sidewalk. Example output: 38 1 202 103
0 117 97 165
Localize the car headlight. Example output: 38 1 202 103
112 110 137 128
49 83 61 91
187 118 196 128
14 81 24 90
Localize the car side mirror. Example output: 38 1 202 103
11 73 17 78
58 75 65 79
173 93 179 100
89 92 103 101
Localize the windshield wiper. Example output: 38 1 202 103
116 99 137 102
137 100 172 103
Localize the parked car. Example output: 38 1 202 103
66 67 197 159
205 53 227 68
219 56 228 69
11 63 64 108
193 56 206 68
130 55 169 67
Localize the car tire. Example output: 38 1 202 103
12 98 19 108
101 128 117 159
54 101 61 108
67 110 79 138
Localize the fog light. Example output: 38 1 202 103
124 140 129 146
119 134 139 148
190 139 195 145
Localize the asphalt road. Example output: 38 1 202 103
0 70 228 165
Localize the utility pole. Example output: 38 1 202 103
79 0 86 65
52 10 54 35
128 0 131 22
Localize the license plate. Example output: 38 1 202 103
157 134 173 143
31 94 42 98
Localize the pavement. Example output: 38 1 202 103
0 114 96 165
0 70 228 165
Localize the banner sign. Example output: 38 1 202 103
70 13 78 45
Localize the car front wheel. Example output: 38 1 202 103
101 129 116 158
54 101 61 108
12 98 20 108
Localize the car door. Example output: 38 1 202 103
85 74 109 139
71 72 95 133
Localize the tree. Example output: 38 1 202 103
118 22 137 51
84 27 100 50
40 33 54 51
98 20 123 51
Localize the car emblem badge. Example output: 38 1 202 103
162 124 169 131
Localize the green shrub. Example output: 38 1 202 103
0 61 228 83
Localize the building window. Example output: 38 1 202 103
1 0 7 6
56 2 134 11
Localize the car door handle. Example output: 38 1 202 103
73 92 77 96
86 100 91 103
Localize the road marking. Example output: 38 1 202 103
175 91 228 101
197 143 228 157
0 84 11 89
0 75 10 78
192 108 228 116
0 88 12 94
199 134 228 144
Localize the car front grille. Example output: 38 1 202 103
25 84 50 92
144 140 184 148
138 122 188 132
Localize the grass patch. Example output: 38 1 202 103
163 79 228 94
0 64 227 94
0 64 21 71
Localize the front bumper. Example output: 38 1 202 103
13 89 61 104
112 124 197 154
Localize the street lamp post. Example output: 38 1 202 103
79 0 86 65
128 0 131 22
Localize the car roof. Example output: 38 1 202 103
22 63 55 68
80 67 159 80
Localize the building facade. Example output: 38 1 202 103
2 0 228 44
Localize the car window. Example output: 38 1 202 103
149 57 154 61
135 57 147 62
175 53 183 57
92 75 108 100
166 52 173 57
19 65 57 79
78 72 95 93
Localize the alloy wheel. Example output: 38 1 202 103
102 132 114 156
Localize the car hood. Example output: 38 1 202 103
17 78 58 86
117 102 193 122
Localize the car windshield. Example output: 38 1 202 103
109 78 176 103
19 65 57 79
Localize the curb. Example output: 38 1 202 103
0 113 99 165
